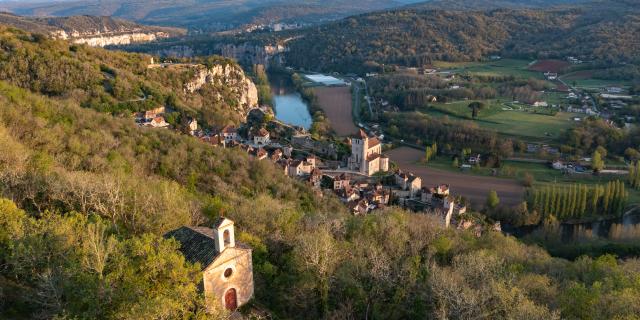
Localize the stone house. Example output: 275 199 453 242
146 116 170 128
165 218 254 312
253 128 270 146
307 168 323 189
221 125 238 143
394 171 422 197
333 173 351 190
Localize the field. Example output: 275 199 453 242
421 101 580 142
528 59 571 73
561 71 631 89
434 59 545 79
387 147 525 208
313 86 359 136
481 111 579 141
424 156 640 206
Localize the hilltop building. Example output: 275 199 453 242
348 129 389 176
165 218 254 312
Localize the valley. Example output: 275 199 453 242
1 1 640 319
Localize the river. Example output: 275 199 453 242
269 73 312 129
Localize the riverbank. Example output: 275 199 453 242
269 72 312 129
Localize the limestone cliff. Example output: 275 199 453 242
54 30 171 47
0 13 185 47
185 64 259 115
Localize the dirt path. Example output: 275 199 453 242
388 147 525 208
313 86 358 136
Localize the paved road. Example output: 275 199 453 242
388 147 526 208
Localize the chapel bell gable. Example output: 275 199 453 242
213 217 235 252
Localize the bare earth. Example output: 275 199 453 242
313 86 359 136
387 147 525 208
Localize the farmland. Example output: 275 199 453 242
434 59 546 79
313 86 359 136
388 147 525 208
528 59 571 73
561 70 632 89
421 101 581 142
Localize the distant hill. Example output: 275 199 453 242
409 0 592 10
0 13 185 46
280 2 640 74
0 0 428 32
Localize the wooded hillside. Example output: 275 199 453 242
284 4 640 74
2 24 640 320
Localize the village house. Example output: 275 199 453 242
253 128 270 146
348 199 370 215
221 126 239 143
348 129 389 176
307 168 323 189
286 156 316 177
252 148 268 160
394 171 422 197
338 187 360 203
532 101 549 107
145 116 170 128
333 173 351 190
270 149 284 162
365 183 390 206
201 134 225 148
164 218 254 312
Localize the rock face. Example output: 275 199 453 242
54 30 171 47
0 13 184 47
185 64 259 114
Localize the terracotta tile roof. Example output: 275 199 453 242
368 137 381 148
366 153 382 162
257 128 270 137
221 125 237 134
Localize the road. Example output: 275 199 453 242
387 147 526 208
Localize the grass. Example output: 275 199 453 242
481 111 578 140
560 71 632 89
434 59 545 80
420 100 579 142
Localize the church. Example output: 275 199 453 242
165 218 254 312
348 129 389 176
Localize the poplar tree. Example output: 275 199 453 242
603 182 612 215
569 184 577 218
590 186 601 216
544 186 551 216
579 185 588 217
